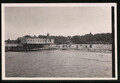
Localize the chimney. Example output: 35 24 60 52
47 33 50 38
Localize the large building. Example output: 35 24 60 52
19 33 54 49
20 37 54 44
5 33 54 51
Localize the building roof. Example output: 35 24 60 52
24 37 53 39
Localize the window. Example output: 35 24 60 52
49 39 51 42
45 40 46 42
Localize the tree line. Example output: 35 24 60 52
6 33 112 44
71 33 112 44
33 32 112 44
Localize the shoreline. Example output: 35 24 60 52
5 44 112 53
5 47 112 53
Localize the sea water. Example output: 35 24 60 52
5 50 112 77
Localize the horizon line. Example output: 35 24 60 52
5 32 112 40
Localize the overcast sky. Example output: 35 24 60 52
5 7 111 40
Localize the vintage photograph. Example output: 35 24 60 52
2 3 117 80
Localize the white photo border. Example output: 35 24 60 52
2 3 117 80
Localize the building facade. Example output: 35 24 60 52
19 37 53 49
5 33 54 51
21 37 54 44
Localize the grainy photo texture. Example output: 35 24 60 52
2 3 117 80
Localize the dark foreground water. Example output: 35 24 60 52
5 50 112 77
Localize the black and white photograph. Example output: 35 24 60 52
2 3 117 80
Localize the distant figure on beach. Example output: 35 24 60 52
90 44 92 48
85 45 87 48
62 45 65 47
69 44 71 47
76 45 78 48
